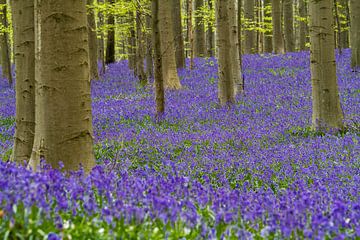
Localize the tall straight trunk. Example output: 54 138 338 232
272 0 284 53
127 12 136 72
264 0 273 52
194 0 206 57
11 0 35 164
135 6 146 85
309 0 344 131
152 0 165 116
283 0 294 52
229 0 243 94
244 0 255 53
339 0 349 49
207 0 215 57
159 0 182 89
0 1 12 85
105 0 115 64
334 0 342 53
237 0 243 65
87 0 99 80
350 0 360 69
97 0 106 74
257 0 264 53
172 0 185 69
216 0 235 105
145 14 153 79
188 0 195 69
298 0 307 50
30 0 95 173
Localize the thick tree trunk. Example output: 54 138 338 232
350 0 360 69
135 6 146 85
152 0 165 116
216 0 235 105
105 0 115 64
145 14 153 79
244 0 255 54
87 0 99 80
30 0 95 173
272 0 284 53
11 0 35 164
0 1 12 85
207 0 215 57
159 0 182 89
283 0 294 52
172 0 185 69
264 0 273 52
298 0 307 50
309 0 344 130
194 0 206 57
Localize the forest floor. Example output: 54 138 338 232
0 50 359 239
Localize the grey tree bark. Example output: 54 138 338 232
298 0 307 50
87 0 99 80
350 0 360 69
172 0 185 69
283 0 294 52
194 0 206 57
244 0 255 53
272 0 284 53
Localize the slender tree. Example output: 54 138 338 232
216 0 235 105
194 0 206 57
0 1 12 85
145 14 154 79
244 0 255 53
159 0 182 89
309 0 344 130
97 0 106 74
272 0 284 53
87 0 99 80
350 0 360 69
172 0 186 69
298 0 307 50
264 0 273 52
207 0 215 57
105 0 115 64
152 0 165 116
29 0 96 172
127 12 136 72
11 0 35 164
283 0 294 52
188 0 195 69
135 4 146 85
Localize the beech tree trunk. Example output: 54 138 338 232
299 0 307 50
172 0 185 69
87 0 99 80
127 12 136 72
11 0 35 164
152 0 165 116
244 0 255 54
238 0 243 65
207 0 215 57
283 0 294 52
309 0 344 130
105 0 115 64
194 0 206 57
135 6 146 85
30 0 95 173
216 0 235 105
350 0 360 69
145 14 153 79
159 0 182 89
97 0 106 74
0 1 12 85
188 0 195 69
272 0 284 53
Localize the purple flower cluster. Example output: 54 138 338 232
0 50 359 238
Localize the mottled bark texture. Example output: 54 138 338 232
350 0 360 69
0 1 12 85
30 0 95 173
283 0 294 52
309 0 344 130
244 0 255 53
272 0 284 53
11 0 35 164
172 0 185 69
194 0 206 57
87 0 99 80
105 0 115 64
216 0 235 105
159 0 181 89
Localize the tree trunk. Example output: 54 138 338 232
264 0 273 52
11 0 35 164
30 0 95 173
87 0 99 80
350 0 360 69
216 0 235 105
188 0 195 69
0 1 12 85
283 0 294 52
238 0 243 65
97 0 106 74
105 0 115 64
172 0 185 69
136 6 146 85
152 0 165 116
309 0 344 130
145 14 153 79
298 0 307 50
339 0 349 49
272 0 284 53
194 0 206 57
244 0 255 53
159 0 182 89
207 0 215 57
127 12 136 72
